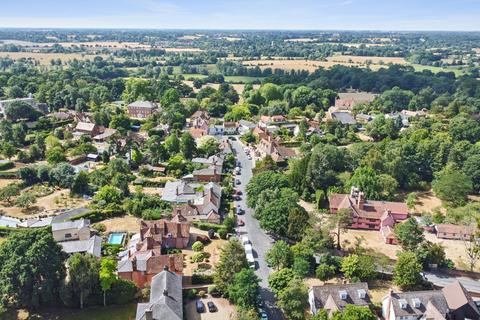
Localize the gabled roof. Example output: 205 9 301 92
435 224 475 236
51 219 90 231
59 235 102 257
442 280 480 318
310 283 371 312
128 101 157 109
75 121 97 132
135 269 183 320
387 290 449 319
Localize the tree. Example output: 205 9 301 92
1 142 16 160
109 114 131 133
292 256 311 278
71 171 90 195
316 264 337 281
306 143 348 191
46 146 67 164
93 185 123 206
49 162 76 188
331 208 352 250
18 166 38 186
164 133 180 155
246 170 289 208
394 217 425 251
464 235 480 272
99 258 117 306
277 278 308 320
14 192 36 210
197 135 220 157
433 166 472 206
192 241 204 252
4 101 41 121
0 183 20 203
287 207 309 240
213 238 248 294
340 254 376 281
348 167 383 200
393 252 423 290
417 241 448 269
180 132 196 160
266 240 293 270
67 253 100 309
268 268 296 296
259 83 283 102
0 228 66 309
228 268 260 308
331 305 376 320
463 155 480 193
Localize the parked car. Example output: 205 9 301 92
236 205 243 215
235 189 243 195
207 301 217 312
259 308 268 319
236 179 241 185
196 300 205 313
237 218 245 226
247 154 252 160
234 195 241 201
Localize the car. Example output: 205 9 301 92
237 218 245 226
236 179 241 185
241 236 250 245
247 155 252 160
196 300 205 313
234 195 241 201
207 301 217 312
258 308 268 320
236 205 243 215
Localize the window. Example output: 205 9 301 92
368 224 375 229
65 233 72 238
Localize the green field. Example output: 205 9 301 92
4 304 137 320
411 64 466 77
224 76 264 83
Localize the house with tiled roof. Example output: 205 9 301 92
308 283 371 317
135 267 183 320
117 218 187 288
329 187 408 242
74 121 102 137
128 101 160 119
59 235 102 258
382 281 480 320
51 219 91 242
435 223 476 241
257 135 297 163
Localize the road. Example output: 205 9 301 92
230 138 284 320
424 271 480 297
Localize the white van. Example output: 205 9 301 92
242 236 250 245
246 252 255 268
244 243 253 255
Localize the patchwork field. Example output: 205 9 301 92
0 51 111 65
242 54 408 72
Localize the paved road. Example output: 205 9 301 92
230 138 284 319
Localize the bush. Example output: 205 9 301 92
207 285 219 296
218 227 228 239
0 226 21 237
106 279 137 305
0 161 14 171
192 241 205 252
191 252 209 263
192 273 214 285
193 221 224 232
316 264 337 281
198 290 206 298
92 223 106 233
185 289 198 299
72 208 124 223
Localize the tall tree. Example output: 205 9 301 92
393 252 423 290
213 238 248 294
394 217 425 251
277 278 308 320
330 208 352 250
180 132 196 160
67 253 100 309
99 258 117 306
228 268 260 309
266 240 293 270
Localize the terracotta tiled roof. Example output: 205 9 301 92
329 194 408 219
435 224 475 236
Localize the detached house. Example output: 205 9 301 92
435 223 476 241
309 283 371 317
117 218 188 288
382 281 480 320
257 136 297 163
128 101 159 119
74 122 102 137
51 219 91 242
135 267 183 320
329 187 408 243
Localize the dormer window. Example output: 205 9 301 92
357 289 367 299
339 290 348 300
411 298 421 308
399 299 408 309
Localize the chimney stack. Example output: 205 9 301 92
357 192 365 209
145 307 153 320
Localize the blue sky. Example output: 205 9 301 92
0 0 479 31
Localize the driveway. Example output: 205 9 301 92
230 138 284 319
185 297 236 320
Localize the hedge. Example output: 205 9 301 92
0 161 14 171
70 208 124 223
193 221 224 232
191 274 214 285
0 226 21 237
0 171 18 179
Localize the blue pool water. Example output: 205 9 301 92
108 232 126 245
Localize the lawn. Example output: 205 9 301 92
411 64 466 77
3 304 137 320
224 76 263 83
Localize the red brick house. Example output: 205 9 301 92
192 167 221 182
329 187 408 235
435 224 475 240
127 101 159 118
116 218 189 287
257 136 297 163
74 122 102 137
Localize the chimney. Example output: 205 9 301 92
145 307 153 320
357 192 365 210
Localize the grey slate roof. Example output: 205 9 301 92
129 101 157 109
390 290 449 318
59 235 102 257
51 219 90 231
331 112 357 125
135 269 183 320
310 282 370 312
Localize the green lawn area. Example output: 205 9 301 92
3 303 137 320
224 76 264 83
411 64 466 77
182 73 208 80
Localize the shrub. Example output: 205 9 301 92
106 279 137 305
191 252 209 263
207 285 219 296
193 221 224 232
218 227 228 239
185 289 198 299
192 273 214 285
198 290 206 298
316 264 337 281
192 241 205 252
0 161 14 171
92 223 106 233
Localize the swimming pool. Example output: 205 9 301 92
107 232 127 245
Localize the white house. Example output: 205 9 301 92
51 219 91 242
